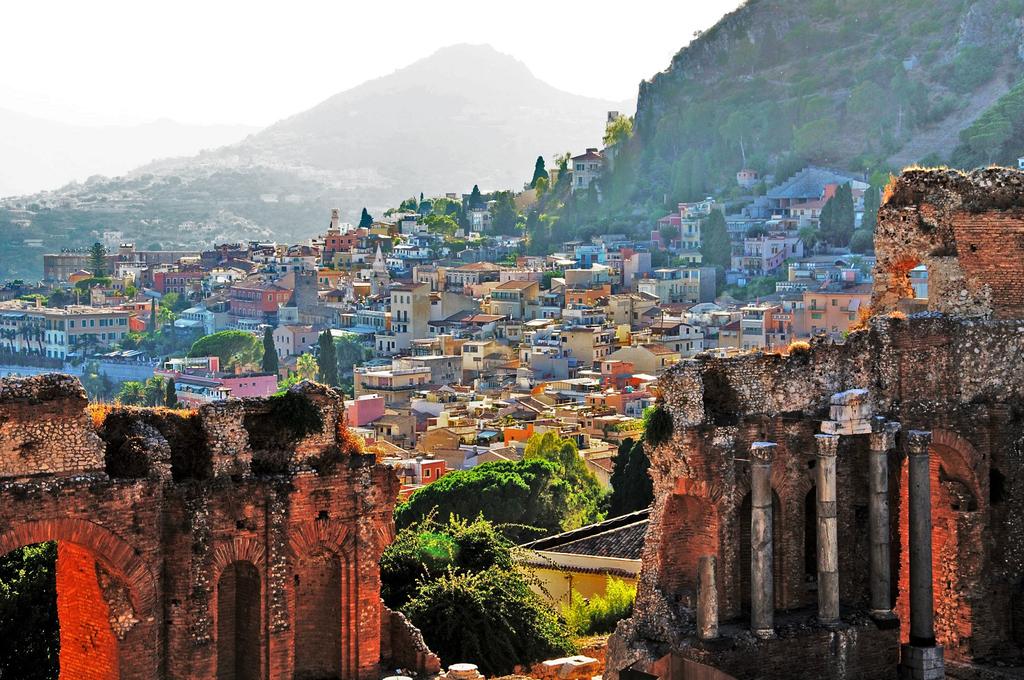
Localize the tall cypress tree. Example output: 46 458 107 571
468 184 484 210
316 331 338 386
359 207 373 228
530 156 548 188
700 210 731 269
261 326 279 374
164 378 178 408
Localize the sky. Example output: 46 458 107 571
0 0 743 129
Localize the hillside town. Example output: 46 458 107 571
0 140 894 506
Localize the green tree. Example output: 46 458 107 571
261 326 279 374
359 207 373 228
188 330 262 370
164 378 178 408
489 191 519 235
396 459 580 541
160 292 189 313
117 380 147 405
700 210 731 268
424 214 459 239
0 542 59 680
530 156 549 188
296 352 317 381
316 330 338 386
403 565 573 676
523 431 605 529
849 229 874 254
468 184 484 210
88 241 107 277
334 335 368 377
821 183 855 246
608 437 653 517
861 184 881 232
603 114 633 147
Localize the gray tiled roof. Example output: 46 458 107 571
522 507 650 560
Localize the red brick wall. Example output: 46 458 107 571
57 542 119 680
950 210 1024 319
294 553 342 679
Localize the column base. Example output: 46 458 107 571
899 644 944 680
752 628 775 640
869 609 900 629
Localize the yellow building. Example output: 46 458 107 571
519 508 648 605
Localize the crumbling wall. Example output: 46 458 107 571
0 375 411 680
873 168 1024 319
0 374 105 476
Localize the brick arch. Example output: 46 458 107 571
673 476 726 504
288 518 353 560
211 535 266 578
897 428 986 661
931 428 983 508
0 518 155 614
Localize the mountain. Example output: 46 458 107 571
604 0 1024 215
0 110 257 196
0 44 630 280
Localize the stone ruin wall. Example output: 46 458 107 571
0 374 439 680
610 168 1024 680
872 168 1024 319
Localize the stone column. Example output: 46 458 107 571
901 429 944 680
869 417 899 617
697 555 718 640
750 441 776 637
815 434 840 625
906 430 936 646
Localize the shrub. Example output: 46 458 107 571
787 340 811 356
561 577 636 636
642 404 674 446
403 566 574 676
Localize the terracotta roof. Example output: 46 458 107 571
454 261 502 272
572 149 604 162
522 507 650 559
495 279 538 290
640 343 677 355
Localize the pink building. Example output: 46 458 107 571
156 356 277 405
344 394 386 427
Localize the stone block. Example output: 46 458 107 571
899 644 944 680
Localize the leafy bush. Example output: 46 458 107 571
403 566 574 676
187 330 262 370
561 577 636 636
396 458 589 541
642 405 674 446
381 515 515 610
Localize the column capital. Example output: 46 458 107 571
750 441 777 463
870 417 900 452
906 429 933 456
815 433 839 458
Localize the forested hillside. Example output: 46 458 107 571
601 0 1024 221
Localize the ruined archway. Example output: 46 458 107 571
290 519 359 680
658 490 721 610
897 431 984 661
0 518 157 680
216 560 262 680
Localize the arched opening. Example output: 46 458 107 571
888 258 929 315
217 561 262 680
738 490 782 613
897 441 982 661
294 552 342 680
0 520 153 680
658 494 720 610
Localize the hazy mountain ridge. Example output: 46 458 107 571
0 109 257 196
0 44 629 279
